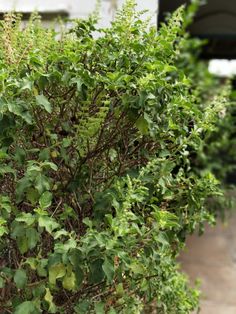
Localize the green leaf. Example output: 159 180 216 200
135 116 149 135
95 302 105 314
69 249 83 265
14 269 27 289
102 258 114 283
0 150 8 159
0 225 8 237
44 288 57 313
0 277 5 288
39 148 51 161
38 216 59 234
20 78 33 91
115 283 124 297
7 101 33 124
83 217 93 228
16 236 29 254
88 259 105 284
69 250 84 287
26 188 39 205
53 229 68 239
42 161 58 171
129 262 145 275
62 271 76 291
37 259 48 277
36 94 52 113
39 191 52 209
35 174 51 195
26 228 40 250
16 177 31 203
0 165 16 178
15 213 35 226
54 238 77 253
14 301 39 314
49 263 66 285
74 301 90 314
74 265 84 288
32 284 45 298
152 207 180 229
108 148 117 162
24 257 37 270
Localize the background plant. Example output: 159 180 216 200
0 1 231 313
176 27 236 218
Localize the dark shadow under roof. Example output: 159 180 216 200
158 0 236 59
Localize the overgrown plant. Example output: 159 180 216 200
0 1 230 313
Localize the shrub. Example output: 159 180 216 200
0 1 230 313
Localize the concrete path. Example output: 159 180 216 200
180 214 236 314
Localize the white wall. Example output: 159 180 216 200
0 0 157 27
70 0 157 26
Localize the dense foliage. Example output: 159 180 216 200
0 1 231 313
176 34 236 217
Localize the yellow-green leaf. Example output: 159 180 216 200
62 271 76 291
49 263 66 285
44 288 57 313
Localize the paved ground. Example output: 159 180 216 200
180 214 236 314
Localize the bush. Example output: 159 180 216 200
0 1 230 313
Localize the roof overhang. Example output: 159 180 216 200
0 1 69 20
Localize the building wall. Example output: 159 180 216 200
0 0 157 26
